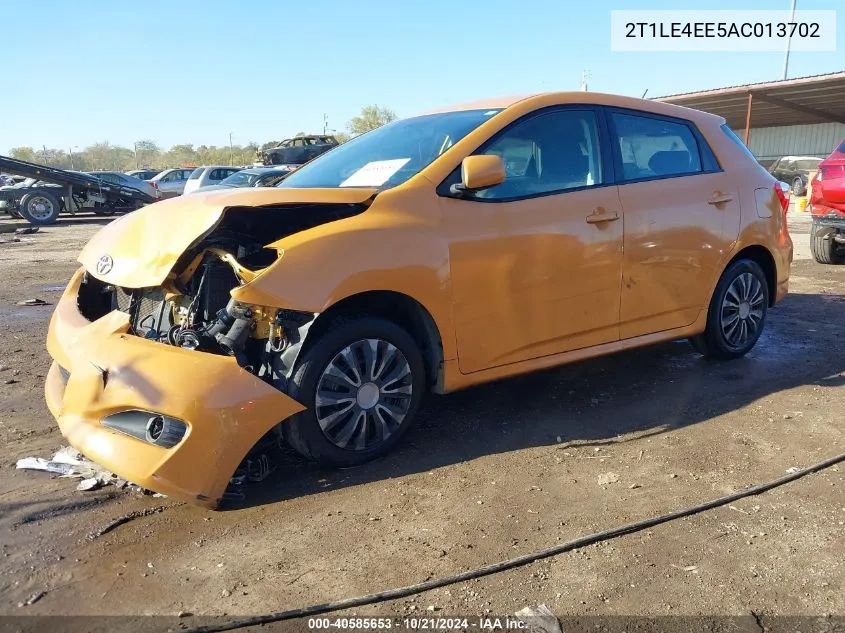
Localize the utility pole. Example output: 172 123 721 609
69 147 74 169
229 132 234 166
323 113 328 135
782 0 797 80
134 142 139 168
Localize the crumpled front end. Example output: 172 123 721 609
44 188 380 506
45 269 305 507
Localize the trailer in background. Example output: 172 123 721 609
0 155 156 225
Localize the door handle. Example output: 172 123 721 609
585 210 620 224
708 194 734 206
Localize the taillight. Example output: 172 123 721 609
775 182 790 214
150 181 159 189
821 165 845 180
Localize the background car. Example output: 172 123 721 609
182 165 242 195
768 155 823 195
189 166 296 193
126 168 161 181
148 168 195 198
87 171 161 200
258 134 339 166
808 138 845 264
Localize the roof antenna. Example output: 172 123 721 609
580 70 591 92
641 88 649 99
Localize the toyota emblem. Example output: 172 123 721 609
96 254 113 275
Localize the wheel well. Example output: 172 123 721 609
729 245 776 306
306 291 444 391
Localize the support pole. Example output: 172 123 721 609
744 92 754 146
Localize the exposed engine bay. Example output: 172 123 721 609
76 202 368 383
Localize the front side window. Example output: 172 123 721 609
279 108 502 190
613 113 702 181
469 109 604 201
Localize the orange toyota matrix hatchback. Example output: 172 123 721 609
46 93 792 506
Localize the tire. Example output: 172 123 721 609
810 222 841 264
792 177 806 196
282 317 425 466
19 191 60 225
689 259 769 360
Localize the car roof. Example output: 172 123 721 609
420 91 725 125
778 155 822 161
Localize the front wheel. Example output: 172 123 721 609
792 177 806 196
281 317 425 466
690 259 769 360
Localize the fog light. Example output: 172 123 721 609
102 410 187 448
144 414 186 448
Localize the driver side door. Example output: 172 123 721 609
440 107 623 374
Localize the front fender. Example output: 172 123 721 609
230 191 457 361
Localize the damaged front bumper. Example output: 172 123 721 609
45 269 305 508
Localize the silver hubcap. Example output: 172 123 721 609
315 338 413 451
28 196 54 220
721 272 765 348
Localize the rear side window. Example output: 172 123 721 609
720 124 759 161
612 113 702 181
796 159 822 171
189 168 204 180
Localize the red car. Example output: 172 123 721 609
809 138 845 263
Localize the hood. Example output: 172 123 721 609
79 187 377 288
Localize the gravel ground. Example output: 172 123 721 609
0 210 842 629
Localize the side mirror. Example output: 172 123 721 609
450 155 505 196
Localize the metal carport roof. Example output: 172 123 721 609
656 72 845 133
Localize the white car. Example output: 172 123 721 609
149 168 195 198
182 166 242 195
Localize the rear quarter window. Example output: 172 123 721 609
720 125 759 162
612 112 703 181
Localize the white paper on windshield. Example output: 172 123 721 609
339 159 411 187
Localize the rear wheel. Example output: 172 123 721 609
282 317 425 466
19 191 60 225
810 221 842 264
690 259 769 360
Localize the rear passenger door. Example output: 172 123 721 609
608 109 742 339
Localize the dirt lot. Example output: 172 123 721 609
0 210 843 627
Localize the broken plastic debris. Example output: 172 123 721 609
17 446 159 495
77 478 102 492
16 298 49 306
514 604 561 633
16 457 80 476
17 591 46 607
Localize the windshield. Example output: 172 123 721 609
279 108 502 190
220 171 258 187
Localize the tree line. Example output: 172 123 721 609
4 105 397 172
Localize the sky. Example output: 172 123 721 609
1 0 842 153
